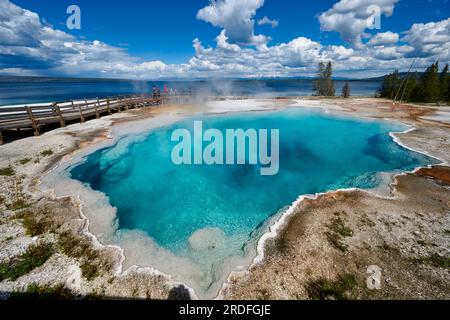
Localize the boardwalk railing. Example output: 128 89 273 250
0 94 187 145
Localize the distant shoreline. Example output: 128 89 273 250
0 78 382 106
0 75 387 83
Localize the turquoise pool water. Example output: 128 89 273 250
70 108 435 292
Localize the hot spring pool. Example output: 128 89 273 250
69 108 435 297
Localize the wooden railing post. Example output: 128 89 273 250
95 98 100 118
117 97 122 112
26 106 40 136
106 98 112 115
74 100 85 123
54 103 65 128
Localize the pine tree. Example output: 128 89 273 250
448 79 450 103
401 76 418 102
325 61 335 96
312 61 335 96
440 64 449 102
380 62 450 104
313 62 326 96
379 69 401 99
421 61 440 103
342 82 350 98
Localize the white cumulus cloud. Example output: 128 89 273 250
368 31 399 46
402 18 450 59
319 0 399 47
257 16 279 28
196 0 269 46
0 0 449 80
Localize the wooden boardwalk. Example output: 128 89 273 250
0 94 187 145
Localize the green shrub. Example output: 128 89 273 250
0 264 10 281
326 232 348 252
0 166 15 176
10 283 75 300
325 214 353 252
330 216 353 237
413 254 450 270
58 232 106 281
80 262 100 281
19 158 32 165
0 243 54 281
41 149 54 157
306 274 357 300
17 210 53 237
59 231 91 259
7 198 29 211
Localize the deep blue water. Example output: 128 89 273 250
70 109 434 273
0 78 381 105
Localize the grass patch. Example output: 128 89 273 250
41 149 54 157
0 243 54 281
325 214 353 252
59 231 92 259
59 231 110 281
412 254 450 270
16 210 53 237
80 262 100 281
330 216 353 237
417 240 428 247
19 158 32 165
7 198 30 211
0 166 15 177
378 243 399 253
326 232 349 252
306 274 358 300
10 283 76 300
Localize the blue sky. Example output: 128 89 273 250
1 0 449 79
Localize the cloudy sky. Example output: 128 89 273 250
0 0 449 79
